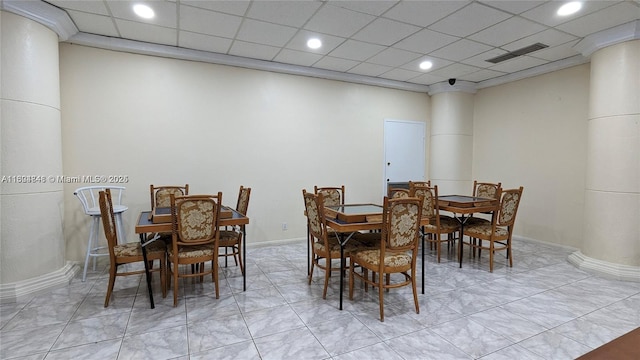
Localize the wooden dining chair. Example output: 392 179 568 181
168 193 222 306
349 196 422 321
410 183 460 263
219 185 251 275
463 187 524 272
303 189 366 299
314 185 345 207
99 189 166 307
467 181 502 226
151 184 189 210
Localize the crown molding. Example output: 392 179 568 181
574 20 640 57
66 32 431 93
428 80 477 95
1 0 78 41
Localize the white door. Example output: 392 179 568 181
383 119 426 195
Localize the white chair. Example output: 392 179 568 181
74 186 128 282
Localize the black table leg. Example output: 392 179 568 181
139 233 155 309
242 227 247 292
421 228 425 294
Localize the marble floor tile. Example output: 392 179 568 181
430 317 514 358
518 330 592 360
253 326 330 360
2 239 638 359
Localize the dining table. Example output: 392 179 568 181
437 195 499 268
323 203 384 310
135 206 249 309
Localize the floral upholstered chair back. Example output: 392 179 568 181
388 188 410 199
497 187 524 227
314 185 344 207
303 190 327 241
151 184 189 210
474 181 502 200
98 189 119 258
409 183 437 219
171 193 221 245
382 196 422 251
236 186 251 215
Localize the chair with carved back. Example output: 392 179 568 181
463 187 524 272
99 189 166 307
410 183 459 263
348 196 422 321
169 193 222 306
218 186 251 275
303 189 366 299
467 181 502 226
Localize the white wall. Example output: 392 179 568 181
473 64 590 248
59 44 430 261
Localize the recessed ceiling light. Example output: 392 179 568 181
133 4 155 19
557 2 582 16
307 38 322 49
419 61 433 70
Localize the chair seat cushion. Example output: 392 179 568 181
351 249 412 270
422 216 459 233
219 230 240 246
114 241 165 257
464 224 509 239
352 232 382 248
313 237 363 257
466 217 491 226
168 244 215 259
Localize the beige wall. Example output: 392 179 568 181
473 64 590 248
60 43 592 261
59 44 430 261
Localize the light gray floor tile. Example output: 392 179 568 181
2 239 637 359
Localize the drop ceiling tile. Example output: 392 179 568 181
393 28 459 54
430 39 493 62
108 1 177 28
273 49 323 67
348 62 391 77
179 31 233 54
45 0 110 15
246 1 321 27
236 19 297 47
488 55 547 73
429 2 511 37
383 0 469 27
503 28 577 52
328 40 385 61
521 0 621 28
381 68 423 82
469 16 547 47
352 18 420 46
408 72 448 86
228 40 280 61
555 2 640 37
367 47 421 67
312 56 359 72
179 5 242 38
529 40 582 62
431 62 483 78
329 0 398 16
285 30 345 55
180 0 250 16
66 10 118 37
461 68 507 82
304 4 376 37
400 56 453 72
478 0 545 15
115 19 177 46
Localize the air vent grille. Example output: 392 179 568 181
486 43 549 64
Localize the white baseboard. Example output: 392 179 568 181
0 262 80 304
568 251 640 283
